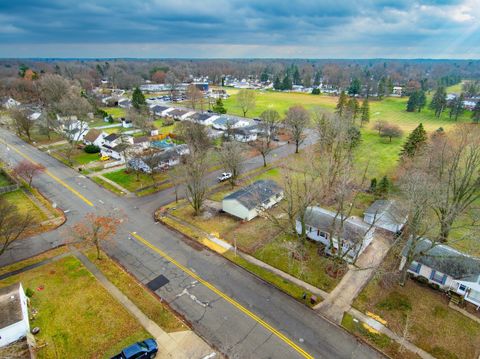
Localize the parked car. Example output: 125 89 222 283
217 172 233 182
100 155 110 161
110 338 158 359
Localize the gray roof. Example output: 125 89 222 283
0 283 24 328
402 238 480 281
168 109 188 117
151 105 170 113
304 206 372 243
190 113 212 123
214 116 239 126
104 133 119 142
365 200 406 223
223 180 283 210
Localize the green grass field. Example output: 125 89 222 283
0 256 151 359
0 171 12 186
1 189 47 222
103 169 168 192
101 107 126 119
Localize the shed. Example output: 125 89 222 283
0 283 30 348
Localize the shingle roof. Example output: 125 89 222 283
402 238 480 281
364 200 406 224
304 206 371 243
168 109 188 116
151 105 170 113
223 180 283 210
104 133 119 142
0 283 24 328
84 129 102 143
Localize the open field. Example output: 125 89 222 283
0 255 151 359
354 261 480 359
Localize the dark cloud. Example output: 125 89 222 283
0 0 478 57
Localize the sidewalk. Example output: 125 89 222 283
314 234 391 323
72 250 216 359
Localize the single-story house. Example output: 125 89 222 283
189 113 219 126
212 116 250 131
166 109 190 121
392 86 403 96
83 129 107 147
133 136 150 150
222 180 283 221
232 127 258 142
151 105 174 117
400 239 480 309
0 283 30 348
122 118 133 128
100 143 131 162
299 206 375 261
62 119 89 142
128 145 189 173
102 133 133 148
364 200 407 234
118 99 132 109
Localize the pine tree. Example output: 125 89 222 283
132 87 146 109
417 91 426 112
472 101 480 123
400 123 427 158
429 87 447 118
282 75 293 90
378 78 386 99
376 176 391 198
273 76 282 90
313 71 322 86
369 178 377 193
260 71 269 83
348 78 361 96
449 93 464 121
336 92 348 116
346 98 359 120
406 92 418 112
293 67 301 85
212 98 227 114
360 98 370 127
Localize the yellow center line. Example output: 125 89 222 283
2 141 94 207
131 232 315 359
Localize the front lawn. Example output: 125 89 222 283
71 151 101 165
103 169 168 192
0 256 151 359
1 189 47 222
354 271 480 359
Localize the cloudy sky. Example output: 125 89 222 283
0 0 479 58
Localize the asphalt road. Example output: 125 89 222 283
0 128 384 359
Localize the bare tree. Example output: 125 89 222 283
175 121 211 155
0 199 34 257
12 160 45 186
141 149 162 186
186 84 204 111
236 89 256 117
165 71 179 101
251 109 280 167
167 164 184 203
9 108 35 142
373 120 387 135
128 107 153 135
218 141 244 187
379 123 403 143
284 105 310 154
181 152 208 216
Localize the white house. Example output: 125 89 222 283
392 86 403 96
122 118 133 128
364 200 407 234
232 127 258 143
83 129 107 147
212 116 250 131
189 113 219 126
151 105 174 117
0 283 30 348
100 133 134 161
298 206 375 261
222 180 283 221
400 239 480 309
62 119 89 142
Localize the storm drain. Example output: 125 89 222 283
146 275 170 291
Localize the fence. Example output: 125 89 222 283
0 183 19 194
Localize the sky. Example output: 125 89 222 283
0 0 479 59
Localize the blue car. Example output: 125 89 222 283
111 338 158 359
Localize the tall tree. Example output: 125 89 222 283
406 92 418 112
175 121 211 155
292 66 301 85
127 108 152 135
236 89 256 117
0 198 34 257
348 78 361 96
346 98 359 121
285 105 310 154
360 98 370 127
12 161 45 187
186 84 203 111
181 152 208 216
416 90 426 112
273 76 282 90
429 86 447 118
335 92 348 117
472 101 480 123
251 109 280 167
9 108 35 141
400 123 427 158
282 75 293 90
131 87 146 109
448 93 464 121
219 141 244 187
212 98 227 114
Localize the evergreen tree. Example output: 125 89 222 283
369 178 377 193
429 87 447 118
400 123 427 158
335 92 348 116
348 78 361 96
360 98 370 127
273 76 282 90
448 93 464 121
260 71 269 83
406 92 418 112
417 90 426 112
132 87 146 109
311 88 320 95
212 98 227 114
378 78 386 99
346 98 359 120
313 71 322 86
376 176 391 198
472 101 480 124
387 77 394 95
292 66 301 85
282 75 293 90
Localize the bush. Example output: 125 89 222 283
95 108 108 118
162 118 174 126
25 287 35 298
311 88 320 95
376 291 412 312
84 145 100 154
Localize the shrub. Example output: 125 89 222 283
84 145 100 154
311 88 320 95
162 118 174 126
376 291 411 312
25 287 35 298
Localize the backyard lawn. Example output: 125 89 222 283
0 256 151 359
354 271 480 359
101 107 126 119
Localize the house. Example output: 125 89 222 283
299 207 375 261
222 180 283 221
212 116 250 131
101 143 130 162
232 127 258 142
166 109 190 121
122 118 133 128
133 136 150 150
364 200 407 233
0 283 30 348
102 133 123 147
62 119 89 142
128 145 189 173
151 105 174 117
392 86 403 96
189 113 219 126
118 98 132 109
83 129 107 147
400 239 480 309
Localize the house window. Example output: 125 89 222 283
409 261 421 274
317 231 329 239
430 270 447 284
458 284 467 292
